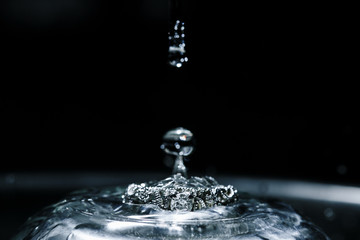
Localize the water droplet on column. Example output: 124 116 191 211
160 127 194 177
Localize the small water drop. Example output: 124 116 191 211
324 207 335 221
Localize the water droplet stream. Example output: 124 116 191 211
168 0 189 68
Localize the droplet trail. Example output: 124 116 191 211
168 0 189 68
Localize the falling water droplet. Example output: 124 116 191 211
168 0 189 68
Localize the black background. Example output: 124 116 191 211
0 0 357 184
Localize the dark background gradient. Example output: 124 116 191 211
0 0 357 184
